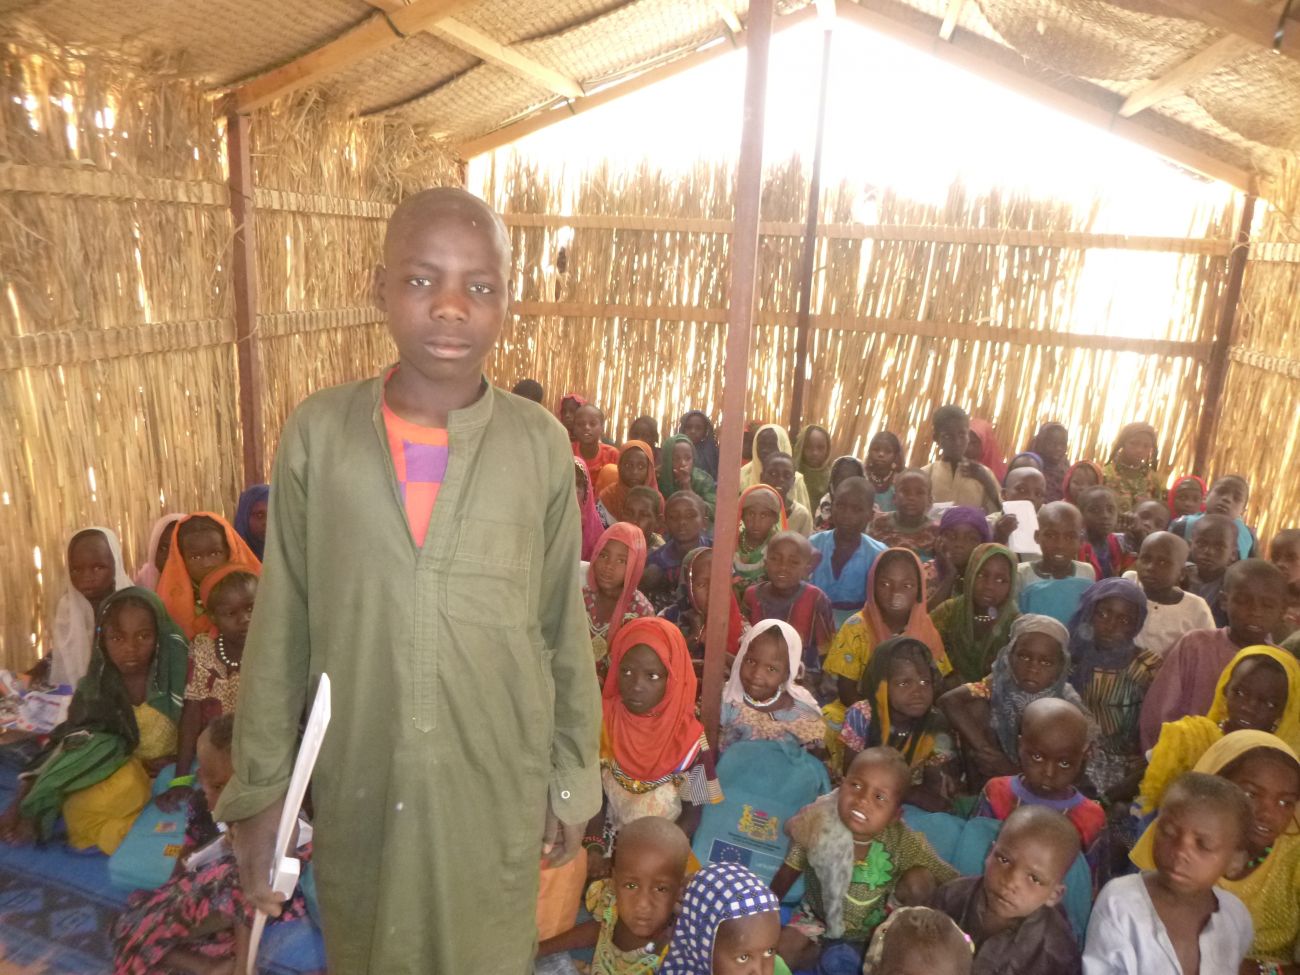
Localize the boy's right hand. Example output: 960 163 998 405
229 795 289 917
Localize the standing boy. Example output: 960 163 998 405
217 189 600 972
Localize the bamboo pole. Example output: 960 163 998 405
1194 192 1256 474
788 27 833 436
703 0 774 746
228 110 265 485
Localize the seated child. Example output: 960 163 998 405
658 434 717 522
840 637 960 812
590 618 722 879
510 377 543 403
1184 513 1239 627
1062 461 1103 508
1 588 187 853
629 415 661 461
927 506 992 607
678 409 719 482
643 491 711 610
661 861 782 975
560 392 585 438
815 455 868 530
864 431 906 515
1001 465 1046 512
1107 499 1170 577
809 477 887 627
1121 531 1213 657
1165 475 1205 519
762 451 816 536
1140 559 1288 751
233 484 269 561
157 512 260 640
539 816 690 971
1067 579 1158 807
742 532 834 673
575 459 606 561
794 424 834 517
1029 422 1071 504
932 543 1020 684
869 469 940 572
659 547 746 663
623 485 668 553
1136 646 1300 817
1101 422 1162 515
940 615 1092 795
824 547 949 711
924 406 1001 514
862 906 972 975
771 748 959 971
931 806 1082 975
132 514 183 591
573 403 620 483
1018 502 1095 625
1083 773 1253 975
157 566 261 812
110 714 309 975
732 485 788 599
1270 528 1300 639
599 441 662 524
45 526 132 687
1169 474 1260 561
585 523 654 672
1076 487 1121 579
741 424 813 511
720 619 826 754
973 698 1104 849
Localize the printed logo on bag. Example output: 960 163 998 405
737 805 778 842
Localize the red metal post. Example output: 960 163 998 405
702 0 775 746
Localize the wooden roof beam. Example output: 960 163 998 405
939 0 966 42
232 0 471 112
428 20 584 98
1120 34 1254 117
1151 0 1300 62
835 0 1252 189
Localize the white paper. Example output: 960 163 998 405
1003 499 1041 555
927 502 956 520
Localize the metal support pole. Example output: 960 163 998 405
228 110 265 486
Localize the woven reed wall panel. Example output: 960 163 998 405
250 94 460 475
1207 157 1300 543
484 156 1236 510
0 39 236 669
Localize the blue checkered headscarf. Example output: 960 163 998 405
661 862 780 975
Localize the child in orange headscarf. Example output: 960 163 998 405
596 440 661 524
155 513 260 640
586 617 723 881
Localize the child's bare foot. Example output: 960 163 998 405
0 811 35 845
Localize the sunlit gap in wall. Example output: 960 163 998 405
468 16 1239 452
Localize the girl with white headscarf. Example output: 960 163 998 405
719 618 826 754
48 526 133 687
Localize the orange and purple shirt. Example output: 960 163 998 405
382 400 449 547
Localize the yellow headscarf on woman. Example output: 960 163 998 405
1138 646 1300 814
737 424 812 511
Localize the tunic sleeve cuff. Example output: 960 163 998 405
549 766 602 825
212 774 290 824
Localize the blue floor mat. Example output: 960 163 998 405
0 756 326 974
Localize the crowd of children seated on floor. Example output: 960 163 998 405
9 387 1300 975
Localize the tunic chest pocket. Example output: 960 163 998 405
443 519 535 627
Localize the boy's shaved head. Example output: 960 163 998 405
614 815 691 871
1224 557 1287 598
767 530 812 559
384 188 510 275
1193 513 1236 543
1037 500 1082 529
999 804 1081 877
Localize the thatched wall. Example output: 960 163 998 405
484 157 1237 494
1209 157 1300 542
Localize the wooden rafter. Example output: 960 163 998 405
939 0 966 41
232 0 471 111
427 20 583 98
1120 35 1253 117
1151 0 1300 62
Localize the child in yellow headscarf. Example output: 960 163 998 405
1136 645 1300 816
739 423 812 511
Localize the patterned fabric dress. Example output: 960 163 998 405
585 880 670 975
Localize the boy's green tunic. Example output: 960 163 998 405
214 376 602 974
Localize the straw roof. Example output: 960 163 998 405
2 0 1297 187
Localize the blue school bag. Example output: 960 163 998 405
108 763 189 892
692 739 831 905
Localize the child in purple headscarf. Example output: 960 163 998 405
927 506 993 609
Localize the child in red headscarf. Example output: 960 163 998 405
586 617 723 882
155 513 260 640
584 524 653 680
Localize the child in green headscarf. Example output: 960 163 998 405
0 587 188 854
930 544 1020 685
793 425 834 511
657 433 716 523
